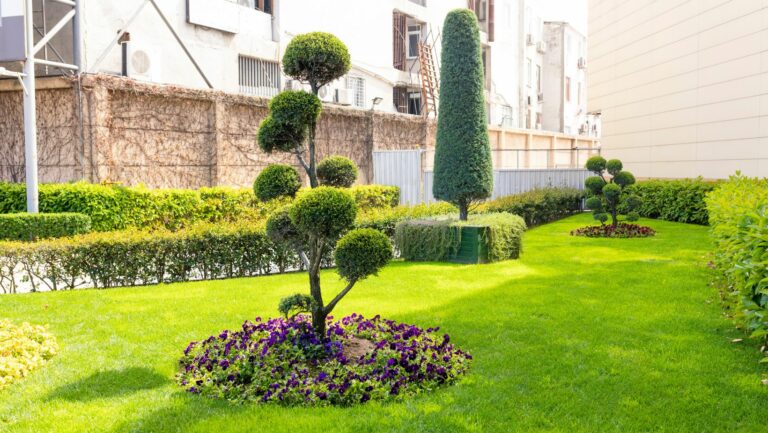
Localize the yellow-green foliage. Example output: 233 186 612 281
707 174 768 360
0 320 58 390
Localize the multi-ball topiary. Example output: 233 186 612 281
258 32 351 188
268 187 392 337
583 156 641 228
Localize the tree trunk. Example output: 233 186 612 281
308 123 318 188
459 201 469 221
307 237 326 338
611 207 618 228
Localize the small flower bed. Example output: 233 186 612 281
0 320 59 389
177 314 471 405
571 223 656 238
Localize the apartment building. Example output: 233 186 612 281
2 0 590 135
542 21 588 135
588 0 768 179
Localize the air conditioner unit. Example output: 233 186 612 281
526 34 534 46
127 46 163 82
335 88 353 106
536 41 547 54
578 57 587 69
318 85 333 102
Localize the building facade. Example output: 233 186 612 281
542 21 588 135
588 0 768 179
1 0 590 135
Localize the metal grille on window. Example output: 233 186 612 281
346 76 366 108
238 56 280 97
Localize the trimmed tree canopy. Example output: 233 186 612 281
283 32 351 90
253 164 302 202
432 9 493 220
317 156 358 188
289 186 357 240
335 228 393 282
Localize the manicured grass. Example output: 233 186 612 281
1 214 766 432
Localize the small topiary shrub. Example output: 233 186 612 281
177 314 471 405
0 213 91 241
253 164 302 202
317 156 358 188
578 156 652 238
0 320 58 389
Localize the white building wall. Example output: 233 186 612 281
542 22 587 134
588 0 768 179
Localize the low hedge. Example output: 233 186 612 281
0 182 400 232
395 213 526 263
479 187 584 227
0 222 300 293
707 174 768 362
622 178 716 225
0 213 92 241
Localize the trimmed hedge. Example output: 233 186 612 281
0 182 400 232
479 187 584 226
0 213 91 241
0 222 299 293
707 174 768 362
394 213 526 263
622 178 716 225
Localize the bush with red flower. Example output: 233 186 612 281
176 314 471 405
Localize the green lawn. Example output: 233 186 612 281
1 214 766 433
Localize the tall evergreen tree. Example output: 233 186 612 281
433 9 493 221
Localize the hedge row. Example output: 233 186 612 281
0 183 399 232
0 187 581 294
479 187 584 226
0 213 92 241
0 222 301 293
707 174 768 362
394 213 527 263
622 178 716 225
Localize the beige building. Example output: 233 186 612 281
588 0 768 179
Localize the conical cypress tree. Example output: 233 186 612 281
433 8 493 221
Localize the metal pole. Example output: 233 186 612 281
23 0 38 213
72 0 82 69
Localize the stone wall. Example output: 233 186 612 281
0 74 431 188
0 74 598 188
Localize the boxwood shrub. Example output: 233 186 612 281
622 178 716 225
0 213 91 241
394 213 526 263
479 187 584 226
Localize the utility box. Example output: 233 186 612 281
0 0 25 62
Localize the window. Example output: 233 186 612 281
408 92 422 115
230 0 271 14
407 25 422 59
346 76 366 108
238 56 280 97
565 76 571 102
536 65 542 93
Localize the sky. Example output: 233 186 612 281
535 0 588 35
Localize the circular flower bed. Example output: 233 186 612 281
177 314 472 405
571 223 656 238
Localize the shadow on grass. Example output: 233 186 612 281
47 367 169 402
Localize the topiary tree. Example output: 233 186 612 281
268 187 392 338
258 33 351 188
432 9 493 221
253 164 302 202
584 156 641 227
317 156 358 188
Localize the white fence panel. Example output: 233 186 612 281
423 169 589 204
373 150 423 205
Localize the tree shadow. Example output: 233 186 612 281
47 367 169 402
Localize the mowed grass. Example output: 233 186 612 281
1 214 767 433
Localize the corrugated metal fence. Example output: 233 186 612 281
374 150 589 205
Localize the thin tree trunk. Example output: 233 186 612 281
307 237 326 338
459 201 469 221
